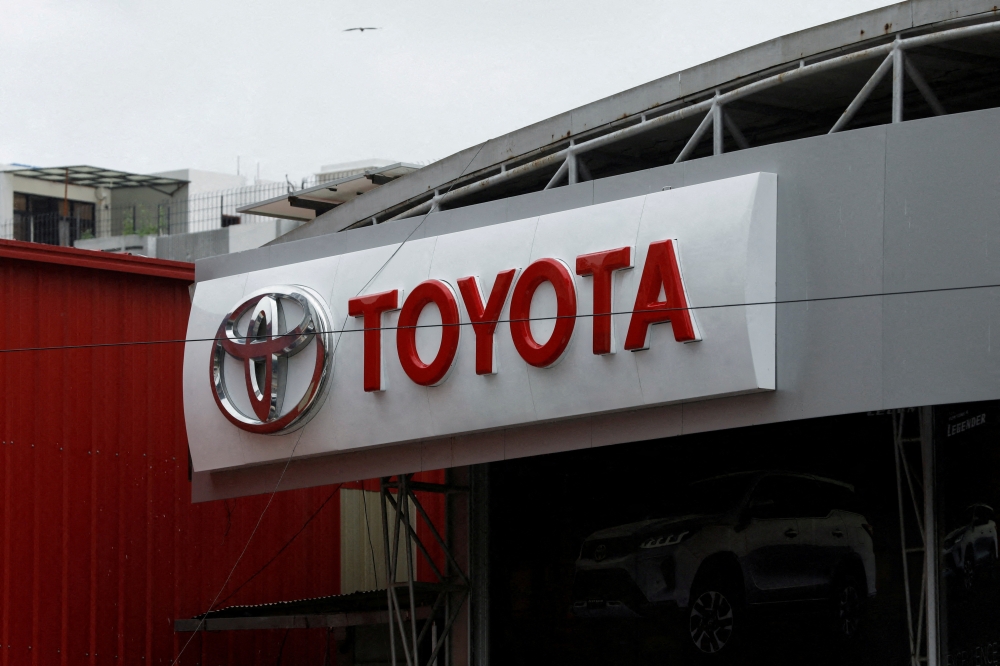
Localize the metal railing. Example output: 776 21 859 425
1 179 320 247
361 16 1000 227
2 212 96 247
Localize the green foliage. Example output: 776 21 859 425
120 204 163 237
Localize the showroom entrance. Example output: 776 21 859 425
484 407 999 665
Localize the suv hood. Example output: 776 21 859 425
584 513 722 541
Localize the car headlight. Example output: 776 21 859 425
640 531 691 549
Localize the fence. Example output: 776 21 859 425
0 178 320 247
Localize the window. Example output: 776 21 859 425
973 505 993 527
750 475 841 519
750 476 803 519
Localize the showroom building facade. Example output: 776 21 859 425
184 2 1000 664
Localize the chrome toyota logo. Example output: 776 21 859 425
211 285 334 434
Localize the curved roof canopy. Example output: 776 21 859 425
270 0 1000 244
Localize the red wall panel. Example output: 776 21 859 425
0 246 347 665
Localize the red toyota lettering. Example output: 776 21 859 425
348 289 401 392
624 239 699 350
576 246 633 355
509 258 577 368
396 280 461 386
457 269 517 375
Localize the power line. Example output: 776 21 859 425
215 483 345 608
360 485 380 589
169 431 304 665
168 132 489 665
5 281 1000 354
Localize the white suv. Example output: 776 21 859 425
943 503 998 590
572 472 877 657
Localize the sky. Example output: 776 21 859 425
1 0 896 183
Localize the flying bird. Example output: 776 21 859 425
344 27 379 32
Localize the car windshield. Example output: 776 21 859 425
668 475 753 516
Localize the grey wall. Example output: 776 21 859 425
153 219 304 263
193 107 1000 500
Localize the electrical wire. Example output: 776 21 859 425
342 142 489 593
6 281 1000 354
360 486 379 588
169 430 304 665
275 628 290 666
167 141 489 665
214 483 344 608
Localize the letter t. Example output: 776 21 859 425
576 247 633 355
348 289 402 392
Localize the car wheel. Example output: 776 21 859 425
832 574 864 641
688 575 741 658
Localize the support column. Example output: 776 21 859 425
448 467 471 666
893 40 904 124
712 102 724 155
920 406 939 666
0 172 14 240
469 465 489 666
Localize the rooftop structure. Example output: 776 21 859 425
269 0 1000 241
238 162 422 222
317 158 403 182
5 164 188 192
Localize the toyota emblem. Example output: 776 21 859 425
211 285 334 434
593 544 608 562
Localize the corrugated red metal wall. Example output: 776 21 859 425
0 242 350 665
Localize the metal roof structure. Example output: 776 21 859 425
268 0 1000 243
5 165 188 194
237 163 422 222
174 585 438 632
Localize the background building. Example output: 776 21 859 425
0 161 420 263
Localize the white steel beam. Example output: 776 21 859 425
893 39 905 124
830 52 894 133
674 106 716 163
723 110 750 150
385 18 1000 222
905 54 946 115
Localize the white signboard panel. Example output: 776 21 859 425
184 173 777 472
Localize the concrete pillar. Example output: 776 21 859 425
0 171 14 240
95 187 112 238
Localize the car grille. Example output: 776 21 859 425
580 536 636 561
572 568 647 610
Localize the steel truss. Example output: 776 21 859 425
376 18 1000 225
892 407 939 666
380 475 470 666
